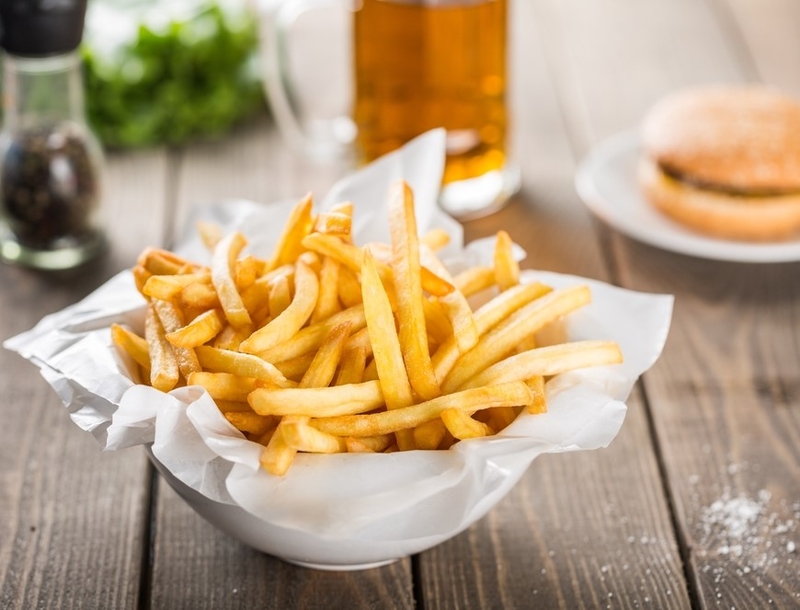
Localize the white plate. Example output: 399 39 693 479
574 130 800 263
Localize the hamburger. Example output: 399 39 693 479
638 85 800 241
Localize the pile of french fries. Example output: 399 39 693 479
112 181 623 475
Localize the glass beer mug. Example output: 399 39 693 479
260 0 519 219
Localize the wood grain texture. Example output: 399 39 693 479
415 1 690 608
0 147 171 609
149 479 414 610
533 0 800 607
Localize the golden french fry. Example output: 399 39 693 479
258 305 366 363
441 408 493 440
313 211 352 236
389 181 440 401
143 272 211 300
337 267 363 308
299 321 351 388
491 406 521 431
224 412 276 436
312 382 533 437
361 251 415 449
453 265 495 297
420 228 450 251
211 232 252 329
267 275 292 318
335 345 368 385
494 230 520 291
196 220 223 250
215 400 255 413
179 281 220 310
460 340 623 391
260 427 295 476
235 255 259 291
268 194 314 270
311 256 341 323
249 380 384 417
525 375 547 414
151 299 201 378
273 353 316 381
165 309 223 348
240 260 319 354
212 324 252 351
187 371 258 402
413 418 447 450
281 421 346 453
111 323 150 370
346 434 393 453
195 345 294 388
145 304 179 392
432 281 552 383
441 285 592 393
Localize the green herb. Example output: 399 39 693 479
82 4 266 149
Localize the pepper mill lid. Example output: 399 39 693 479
0 0 88 57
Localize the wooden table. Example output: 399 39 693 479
2 0 799 607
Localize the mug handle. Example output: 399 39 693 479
260 0 356 163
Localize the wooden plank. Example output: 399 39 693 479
530 0 800 607
0 148 170 609
150 479 414 610
416 1 690 607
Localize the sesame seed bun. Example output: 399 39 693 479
639 85 800 241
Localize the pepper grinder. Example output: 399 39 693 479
0 0 105 270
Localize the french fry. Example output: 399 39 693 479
180 281 220 310
335 345 368 386
494 230 520 291
267 194 314 270
413 419 447 450
526 375 547 414
224 412 276 436
441 408 494 440
441 285 592 393
165 309 223 348
196 220 223 250
187 371 258 402
313 211 352 237
211 232 252 329
432 281 552 383
281 421 346 454
346 434 393 453
311 256 341 323
361 251 415 449
420 227 450 251
151 299 201 378
453 265 496 296
144 304 179 392
267 275 292 318
389 181 440 400
459 340 623 391
111 323 150 370
195 345 294 388
249 380 383 417
143 272 211 300
240 260 319 354
421 246 479 353
312 382 533 437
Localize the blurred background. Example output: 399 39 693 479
82 0 267 149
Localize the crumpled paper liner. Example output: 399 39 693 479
5 130 673 545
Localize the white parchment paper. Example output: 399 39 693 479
4 130 673 542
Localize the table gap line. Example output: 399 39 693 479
136 461 158 610
637 379 703 610
411 553 426 610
